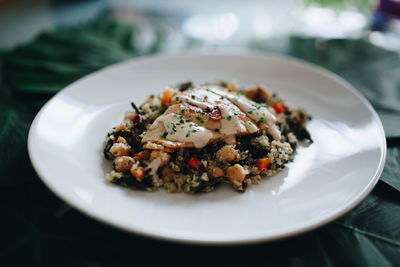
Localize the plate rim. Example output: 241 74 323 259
27 51 387 245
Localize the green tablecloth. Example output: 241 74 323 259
1 21 399 266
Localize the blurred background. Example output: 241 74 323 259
1 0 400 52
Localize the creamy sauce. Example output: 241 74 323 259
141 85 282 149
162 113 213 148
142 112 213 148
210 86 281 140
178 87 257 136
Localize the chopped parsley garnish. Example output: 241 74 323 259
214 129 219 132
248 110 253 114
185 119 191 122
186 129 198 137
181 109 185 112
196 116 202 121
160 132 168 138
191 95 195 99
176 96 179 101
227 115 232 120
180 119 184 123
234 112 238 115
259 117 265 122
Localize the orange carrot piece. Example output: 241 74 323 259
161 87 175 105
256 158 271 171
134 151 149 160
131 167 145 180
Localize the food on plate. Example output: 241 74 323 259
104 81 312 193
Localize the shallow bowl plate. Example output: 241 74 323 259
28 52 386 244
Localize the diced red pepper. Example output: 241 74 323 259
134 151 149 160
272 102 285 114
188 155 200 168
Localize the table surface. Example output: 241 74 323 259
1 1 400 266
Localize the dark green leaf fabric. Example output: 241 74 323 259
3 20 161 96
0 20 162 185
381 147 400 191
286 37 400 115
1 21 400 266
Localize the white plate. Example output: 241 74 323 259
28 52 386 245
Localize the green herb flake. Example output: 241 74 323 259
191 95 195 99
185 119 191 122
259 117 265 123
160 132 168 138
227 115 232 120
196 116 202 121
176 96 179 101
181 109 185 112
248 110 253 114
180 119 184 124
214 129 219 132
233 112 238 116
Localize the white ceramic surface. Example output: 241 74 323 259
28 53 386 244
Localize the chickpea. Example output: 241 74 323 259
216 145 238 162
227 164 246 185
114 156 134 172
110 143 131 157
